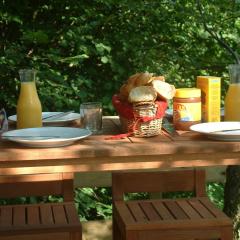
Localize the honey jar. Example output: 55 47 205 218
173 88 201 130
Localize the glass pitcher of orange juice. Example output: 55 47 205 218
224 64 240 121
17 69 42 129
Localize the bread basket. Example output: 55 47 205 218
112 95 167 137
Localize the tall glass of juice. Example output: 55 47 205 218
17 69 42 129
224 64 240 121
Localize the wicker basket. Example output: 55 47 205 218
119 103 162 137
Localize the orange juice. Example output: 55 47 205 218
224 83 240 121
17 70 42 129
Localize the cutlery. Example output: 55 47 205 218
210 129 240 134
42 111 74 120
162 118 179 138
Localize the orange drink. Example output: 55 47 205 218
17 69 42 129
224 64 240 121
224 83 240 121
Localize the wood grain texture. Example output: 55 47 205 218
0 173 81 240
0 117 240 176
112 169 233 240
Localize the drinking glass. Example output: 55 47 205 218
0 108 8 134
80 102 102 133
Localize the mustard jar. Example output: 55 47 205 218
173 88 201 130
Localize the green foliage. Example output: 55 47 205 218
1 1 240 114
207 182 225 210
75 187 112 221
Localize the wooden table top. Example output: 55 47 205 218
0 117 240 175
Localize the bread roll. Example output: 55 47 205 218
119 83 129 101
151 80 176 100
134 72 153 86
127 73 142 85
120 72 154 101
150 76 165 82
128 86 157 103
127 72 153 86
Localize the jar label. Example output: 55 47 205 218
173 102 201 122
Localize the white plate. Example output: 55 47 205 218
8 112 81 126
1 127 92 147
190 122 240 141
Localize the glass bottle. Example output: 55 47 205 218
17 69 42 129
224 64 240 121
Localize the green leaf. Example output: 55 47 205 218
95 43 111 54
101 56 109 63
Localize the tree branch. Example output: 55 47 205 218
196 0 240 64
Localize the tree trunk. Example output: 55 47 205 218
224 165 240 240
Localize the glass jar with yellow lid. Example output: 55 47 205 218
173 88 201 130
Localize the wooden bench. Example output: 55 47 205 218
112 169 233 240
0 173 81 240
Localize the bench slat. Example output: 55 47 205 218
152 201 175 220
27 205 40 226
52 205 67 225
115 202 135 224
164 201 189 220
0 206 13 227
177 200 202 219
139 202 160 221
200 198 227 218
188 199 215 219
40 204 54 225
64 203 80 224
127 202 148 223
13 205 26 226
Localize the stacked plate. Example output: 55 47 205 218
8 112 81 126
3 112 92 147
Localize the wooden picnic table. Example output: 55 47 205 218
0 116 240 176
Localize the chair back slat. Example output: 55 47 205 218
112 169 206 201
195 169 206 197
0 173 74 201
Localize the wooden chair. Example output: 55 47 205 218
112 169 233 240
0 172 81 240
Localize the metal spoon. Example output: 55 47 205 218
42 111 74 120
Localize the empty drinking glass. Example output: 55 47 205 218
0 108 8 134
80 102 102 133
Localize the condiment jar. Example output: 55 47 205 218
173 88 201 130
17 69 42 129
